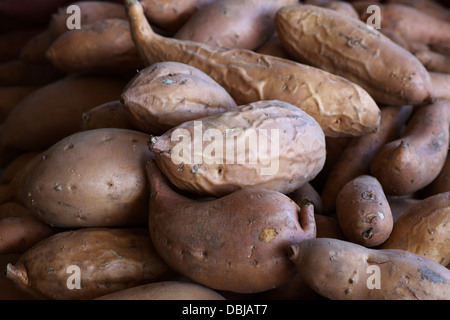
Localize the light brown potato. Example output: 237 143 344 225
336 175 393 247
421 154 450 197
18 128 153 228
174 0 297 50
381 192 450 266
125 0 381 138
5 227 173 300
146 160 316 293
0 202 28 219
254 32 291 59
289 237 450 300
46 19 143 76
385 0 450 22
275 4 433 106
0 86 36 122
0 254 36 300
429 72 450 101
370 101 450 196
0 75 127 151
121 61 237 135
414 47 450 73
96 281 225 300
387 195 421 222
48 1 127 39
80 100 135 131
288 183 323 215
150 100 326 197
320 105 413 214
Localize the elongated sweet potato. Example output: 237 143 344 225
0 254 36 300
46 19 143 76
0 75 127 151
48 1 127 40
421 154 450 197
255 32 291 59
381 192 450 266
125 0 380 138
18 128 153 228
150 100 326 197
146 160 316 293
413 47 450 74
80 100 135 131
336 175 393 247
174 0 297 50
96 281 226 300
385 0 450 22
321 105 413 214
289 238 450 300
370 101 450 195
315 214 347 240
19 29 53 64
121 61 237 134
288 183 323 215
5 227 172 299
0 59 64 86
0 86 36 122
275 4 433 106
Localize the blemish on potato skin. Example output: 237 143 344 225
258 228 277 242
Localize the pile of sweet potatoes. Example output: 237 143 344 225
0 0 449 300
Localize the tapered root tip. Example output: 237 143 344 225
6 263 29 286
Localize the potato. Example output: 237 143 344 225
0 212 58 254
0 28 44 62
0 151 40 185
48 1 127 40
370 101 450 196
0 254 35 300
413 47 450 73
0 202 28 219
18 128 153 228
289 238 450 299
0 59 64 86
150 100 326 197
5 227 172 300
321 105 413 214
146 160 316 293
174 0 297 50
387 195 421 222
385 0 450 21
121 61 237 135
96 281 225 300
381 192 450 266
429 72 450 101
46 19 143 76
274 4 433 106
80 100 135 131
255 32 291 59
0 75 127 151
125 0 381 138
19 29 53 64
315 214 347 240
336 175 393 247
421 154 450 197
288 183 323 215
0 86 36 122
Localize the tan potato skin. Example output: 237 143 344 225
48 1 127 40
125 0 380 138
0 75 127 151
150 100 326 197
274 5 433 106
321 105 413 214
18 128 153 228
5 228 172 300
174 0 297 50
146 160 316 293
381 192 450 266
96 281 225 300
46 19 143 76
80 100 135 131
289 238 450 300
370 101 450 196
429 72 450 101
121 61 237 135
336 175 393 247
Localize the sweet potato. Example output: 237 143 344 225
0 28 44 62
80 100 135 131
288 183 323 215
429 72 450 101
320 105 413 214
48 1 127 40
413 47 450 74
387 195 421 222
121 61 237 135
5 227 172 299
0 254 35 300
381 192 450 266
0 212 58 254
150 100 326 197
146 160 316 293
385 0 450 21
140 0 216 33
0 59 64 86
275 4 433 106
18 128 153 228
254 32 291 59
0 86 36 122
315 214 347 240
0 151 40 185
96 281 226 300
19 29 53 64
357 4 450 45
46 19 143 76
125 0 380 138
174 0 297 50
336 175 393 247
421 154 450 197
0 75 127 151
0 202 28 219
307 0 360 19
370 101 450 196
289 237 450 299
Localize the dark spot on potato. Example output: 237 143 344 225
420 267 446 283
362 228 374 239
